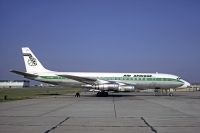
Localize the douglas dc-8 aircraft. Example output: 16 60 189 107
11 47 190 96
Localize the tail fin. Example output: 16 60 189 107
22 47 49 73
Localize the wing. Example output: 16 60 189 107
58 74 100 84
58 74 120 85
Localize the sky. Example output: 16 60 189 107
0 0 200 83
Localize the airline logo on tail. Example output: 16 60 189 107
28 56 37 66
23 53 37 66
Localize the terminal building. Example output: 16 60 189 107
0 80 30 88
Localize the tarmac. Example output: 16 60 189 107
0 91 200 133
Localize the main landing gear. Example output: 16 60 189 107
96 91 109 97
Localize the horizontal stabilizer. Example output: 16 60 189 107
10 70 38 77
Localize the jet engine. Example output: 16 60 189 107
118 85 135 92
92 84 135 92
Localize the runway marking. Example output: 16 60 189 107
141 117 157 133
112 97 117 118
44 117 70 133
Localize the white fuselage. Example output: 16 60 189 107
26 71 190 91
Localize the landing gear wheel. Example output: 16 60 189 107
96 91 108 97
154 88 160 96
169 92 173 96
96 92 101 97
104 92 108 97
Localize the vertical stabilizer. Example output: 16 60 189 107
22 47 49 73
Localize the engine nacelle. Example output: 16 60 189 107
92 84 119 91
118 85 135 92
92 84 135 92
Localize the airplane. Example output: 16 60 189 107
11 47 191 96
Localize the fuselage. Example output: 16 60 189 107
26 71 189 90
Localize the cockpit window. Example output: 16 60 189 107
177 77 181 80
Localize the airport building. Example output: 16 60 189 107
191 84 200 91
0 80 30 88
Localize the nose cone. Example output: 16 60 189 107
179 79 191 88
